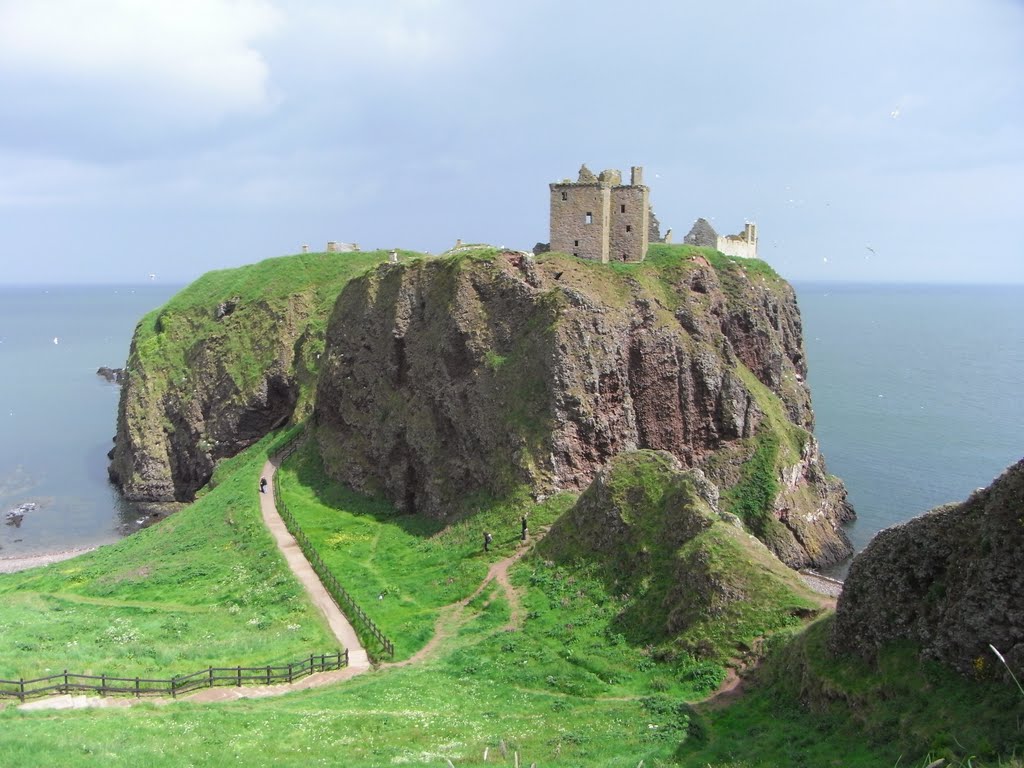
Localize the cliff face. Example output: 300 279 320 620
314 246 852 567
830 458 1024 679
108 251 398 502
109 297 313 501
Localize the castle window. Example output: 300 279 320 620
621 204 626 213
585 212 592 224
574 240 579 247
626 225 632 233
561 191 567 201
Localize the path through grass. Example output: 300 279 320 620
0 435 338 680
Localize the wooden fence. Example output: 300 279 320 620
271 428 396 659
0 651 346 702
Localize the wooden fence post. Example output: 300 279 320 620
237 666 242 687
18 678 24 702
135 677 140 697
209 667 214 688
63 670 68 694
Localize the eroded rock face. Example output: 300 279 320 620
831 459 1024 679
108 299 305 502
314 251 852 566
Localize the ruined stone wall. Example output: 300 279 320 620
550 183 611 262
716 236 757 259
608 185 650 262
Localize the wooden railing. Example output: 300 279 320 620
0 652 347 702
271 427 396 659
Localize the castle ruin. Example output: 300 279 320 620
549 164 758 262
549 165 650 263
683 218 758 260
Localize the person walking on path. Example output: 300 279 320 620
260 477 268 493
520 514 528 542
483 531 493 553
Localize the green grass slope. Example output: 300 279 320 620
1 437 1015 767
538 451 824 662
0 435 337 680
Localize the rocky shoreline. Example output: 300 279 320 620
0 547 97 575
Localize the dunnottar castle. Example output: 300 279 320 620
547 164 758 263
305 163 759 262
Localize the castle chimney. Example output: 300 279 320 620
630 166 644 186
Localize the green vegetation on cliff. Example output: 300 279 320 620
539 451 823 662
133 249 421 410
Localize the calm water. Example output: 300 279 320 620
797 283 1024 575
0 284 180 558
0 282 1021 567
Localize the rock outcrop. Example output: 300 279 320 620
108 299 306 501
831 458 1024 679
314 247 852 566
108 250 398 502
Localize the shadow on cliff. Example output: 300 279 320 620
287 441 447 540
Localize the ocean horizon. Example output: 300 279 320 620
1 280 1021 571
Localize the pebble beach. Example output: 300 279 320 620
0 547 98 575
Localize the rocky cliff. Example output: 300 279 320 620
313 245 853 567
830 458 1024 679
108 250 403 502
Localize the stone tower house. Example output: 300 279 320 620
550 165 650 263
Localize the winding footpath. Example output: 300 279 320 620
14 457 841 712
18 457 371 711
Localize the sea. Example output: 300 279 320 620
0 282 1021 571
0 284 181 559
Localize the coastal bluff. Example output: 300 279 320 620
831 458 1024 678
108 245 854 568
313 247 853 567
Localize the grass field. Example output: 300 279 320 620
0 434 338 681
1 435 1019 767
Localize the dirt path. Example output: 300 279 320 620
19 456 371 711
385 529 545 670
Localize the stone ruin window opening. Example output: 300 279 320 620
574 239 579 247
626 225 632 233
561 191 568 201
585 212 593 224
621 204 626 213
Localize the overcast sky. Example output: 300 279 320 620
0 0 1021 285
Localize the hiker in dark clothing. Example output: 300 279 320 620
259 477 267 493
483 531 493 553
521 515 528 541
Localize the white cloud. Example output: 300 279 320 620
0 0 281 118
288 0 482 70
